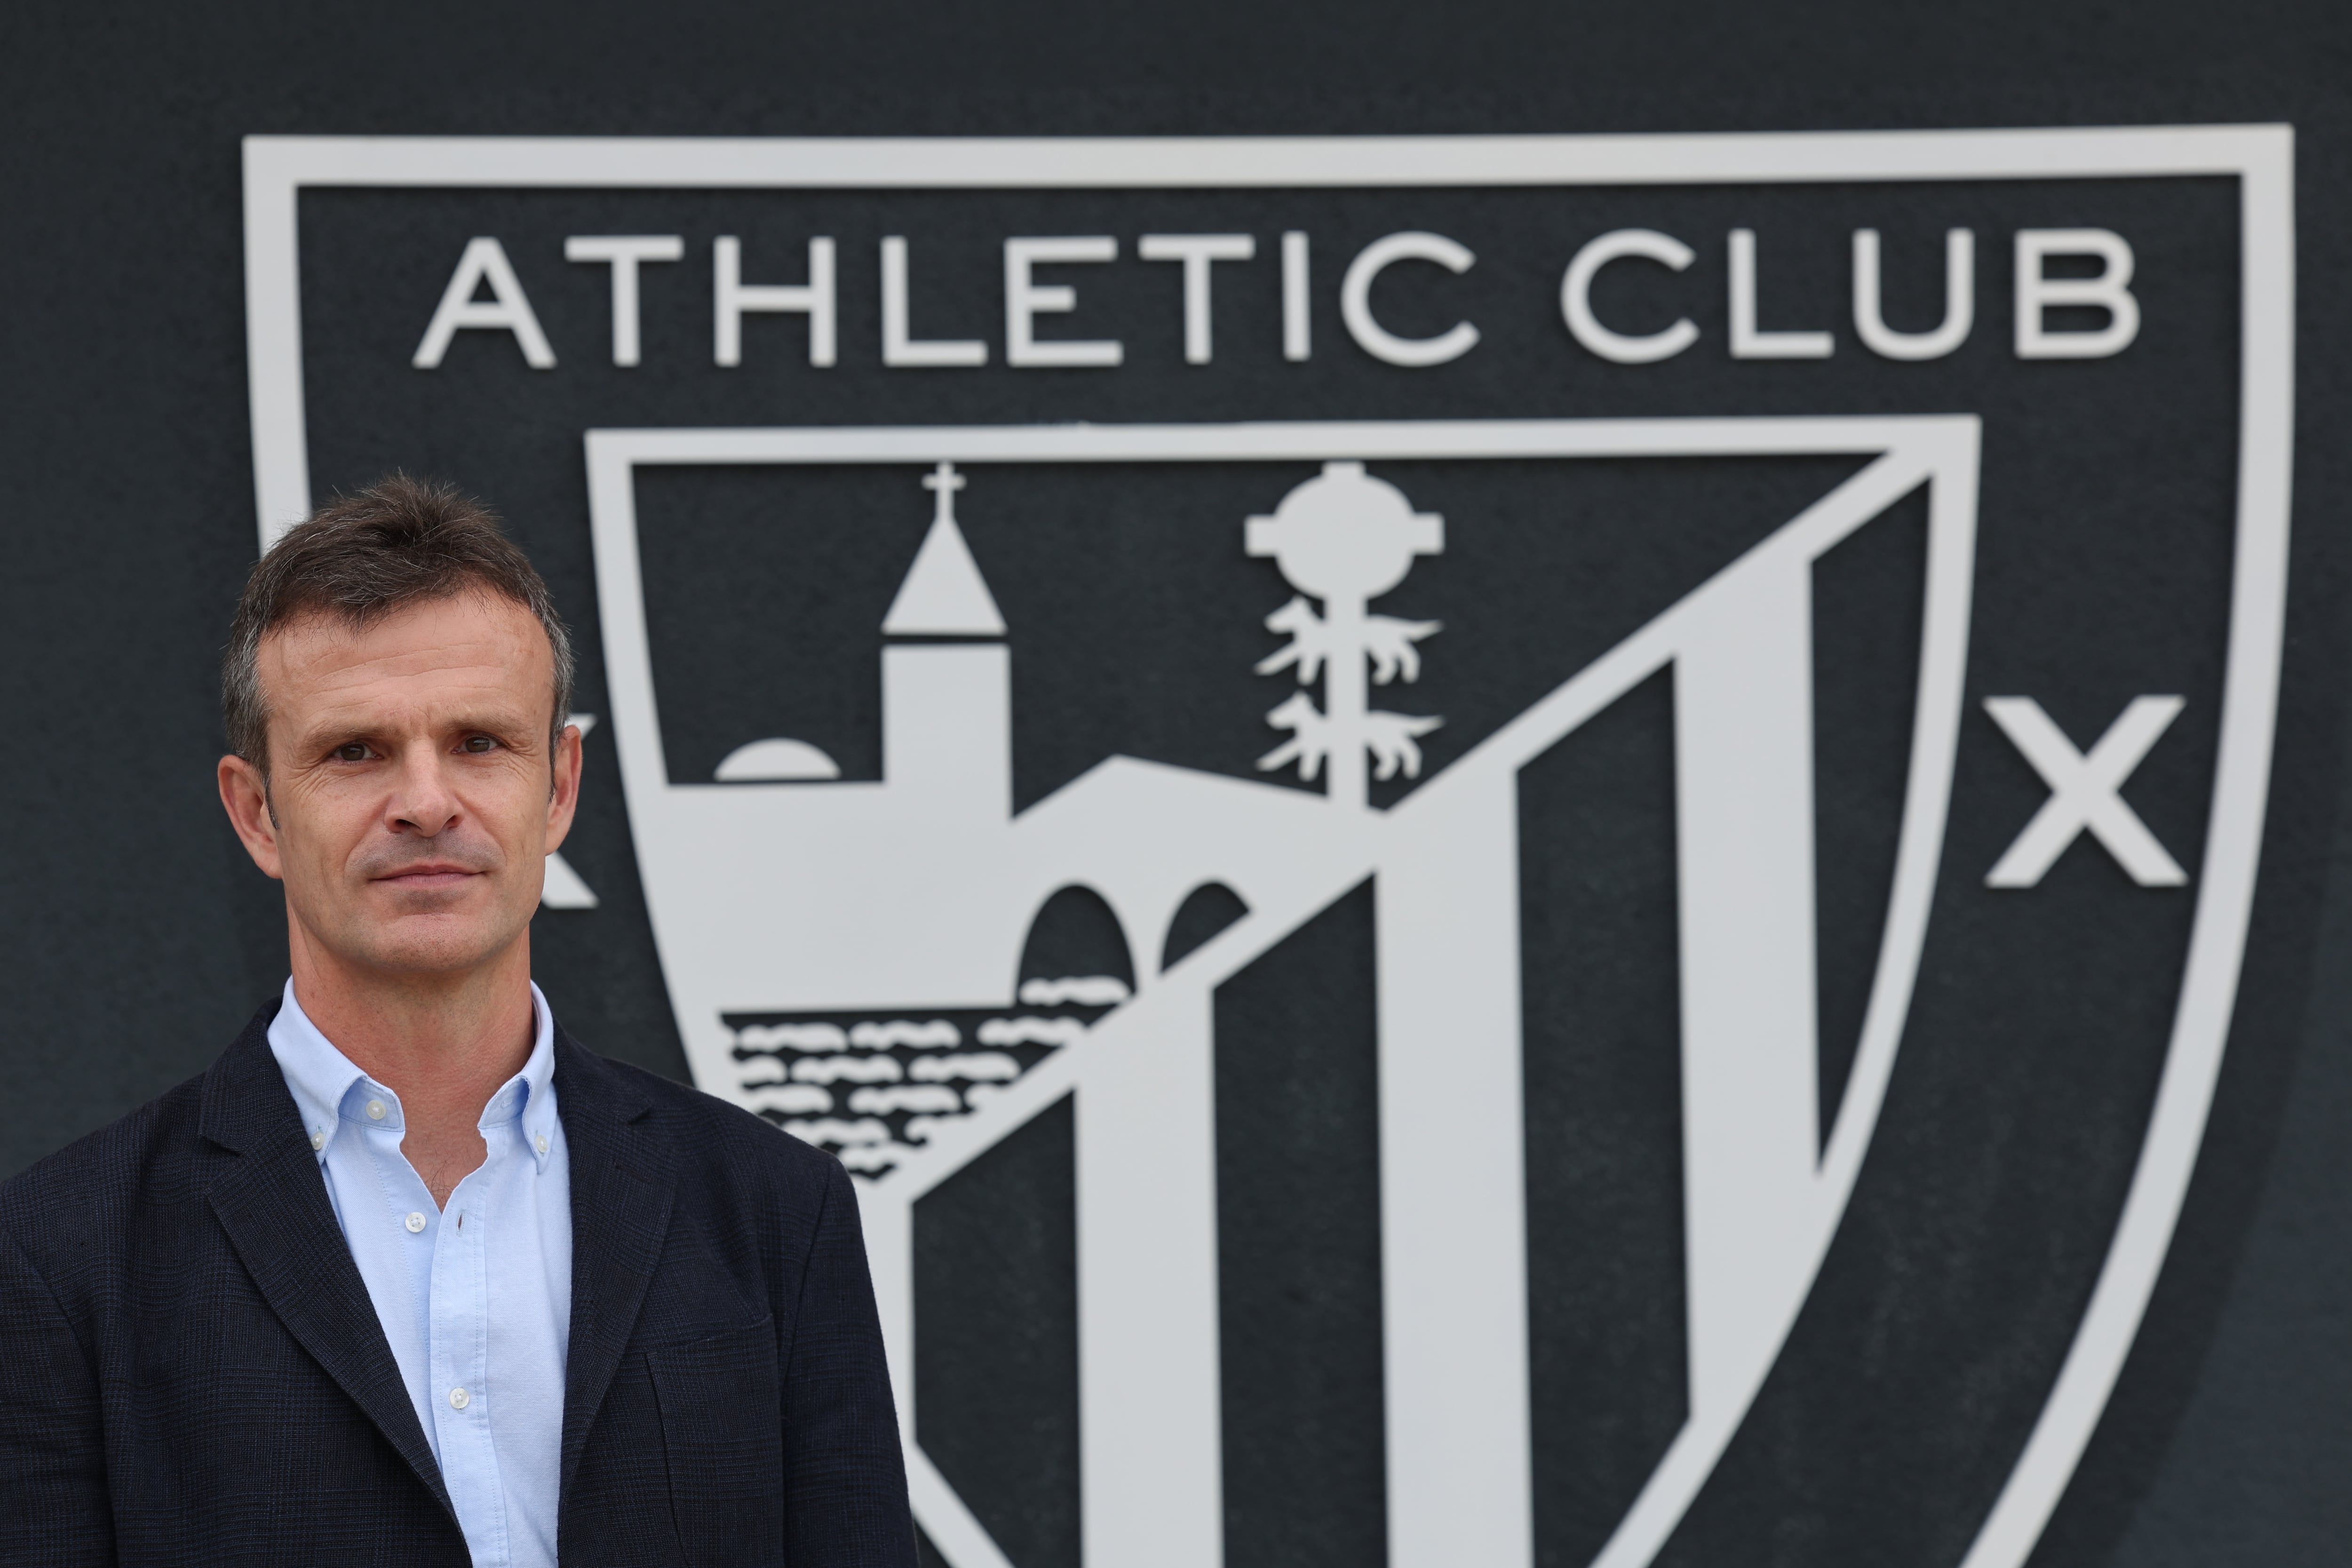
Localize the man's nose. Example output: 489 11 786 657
386 745 462 837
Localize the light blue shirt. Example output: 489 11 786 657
268 980 572 1568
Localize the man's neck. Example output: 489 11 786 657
287 926 538 1207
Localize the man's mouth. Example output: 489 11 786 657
373 862 484 889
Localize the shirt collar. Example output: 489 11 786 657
266 979 561 1167
507 988 562 1169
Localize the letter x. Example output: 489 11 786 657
1983 695 2187 888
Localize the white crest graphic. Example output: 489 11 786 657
244 127 2295 1568
585 417 1986 1568
1247 461 1445 797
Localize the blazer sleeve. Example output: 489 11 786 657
0 1226 114 1567
780 1159 917 1568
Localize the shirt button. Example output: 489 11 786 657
310 1131 327 1152
366 1099 387 1121
449 1386 470 1410
404 1211 427 1234
535 1134 549 1155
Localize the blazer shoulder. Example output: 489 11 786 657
1 1002 284 1313
0 1072 207 1270
561 1042 844 1184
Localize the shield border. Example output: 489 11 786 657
240 126 2296 1568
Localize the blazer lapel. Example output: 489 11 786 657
199 1012 457 1522
555 1033 676 1505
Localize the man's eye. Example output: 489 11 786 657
334 743 370 763
462 736 497 754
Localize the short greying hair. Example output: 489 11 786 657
223 476 574 774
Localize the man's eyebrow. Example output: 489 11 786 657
286 709 543 749
448 711 544 739
285 716 383 752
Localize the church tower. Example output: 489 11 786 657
879 462 1011 822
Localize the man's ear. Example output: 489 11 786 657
218 755 285 881
543 723 584 855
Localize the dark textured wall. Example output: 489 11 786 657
3 4 2350 1565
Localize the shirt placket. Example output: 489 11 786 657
354 1092 439 1443
430 1142 511 1568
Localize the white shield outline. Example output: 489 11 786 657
240 127 2296 1568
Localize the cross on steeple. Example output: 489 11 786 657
882 460 1005 637
922 461 967 525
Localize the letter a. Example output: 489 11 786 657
413 238 557 369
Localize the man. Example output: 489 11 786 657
0 478 916 1567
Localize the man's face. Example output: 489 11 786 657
218 592 581 979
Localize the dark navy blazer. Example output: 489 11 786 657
0 1006 918 1567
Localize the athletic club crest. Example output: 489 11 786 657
246 126 2294 1568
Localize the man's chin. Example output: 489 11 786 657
342 906 527 977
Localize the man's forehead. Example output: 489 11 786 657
260 594 549 709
